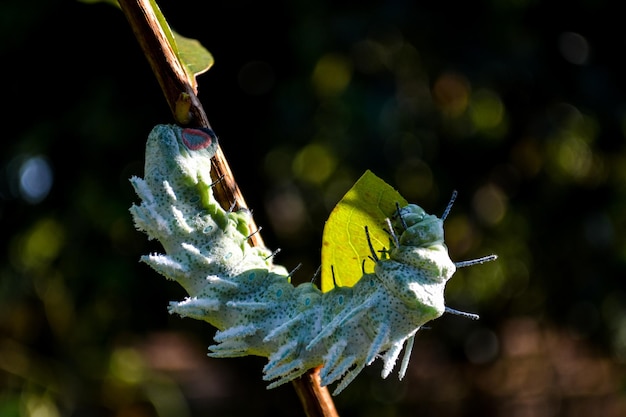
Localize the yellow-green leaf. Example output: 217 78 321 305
320 170 408 293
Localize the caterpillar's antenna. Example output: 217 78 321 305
455 254 498 268
364 226 380 262
385 217 400 248
441 190 458 221
361 259 367 274
445 307 480 320
331 265 337 286
395 202 408 230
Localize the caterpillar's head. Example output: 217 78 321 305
373 203 455 314
144 124 218 189
395 204 445 248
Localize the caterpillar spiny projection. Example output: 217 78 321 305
129 124 496 395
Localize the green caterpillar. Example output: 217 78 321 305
129 124 495 395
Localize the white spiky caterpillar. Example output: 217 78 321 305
129 124 494 395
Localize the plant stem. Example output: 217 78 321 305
117 0 339 415
293 367 340 417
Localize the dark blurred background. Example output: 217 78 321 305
2 0 626 416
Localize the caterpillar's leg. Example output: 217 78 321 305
398 333 416 380
320 339 348 381
207 314 260 358
264 340 308 388
264 340 307 379
263 312 305 342
306 299 372 350
208 340 251 357
169 297 220 321
380 340 405 379
264 359 307 388
332 361 367 396
320 354 358 387
213 324 258 342
365 322 390 365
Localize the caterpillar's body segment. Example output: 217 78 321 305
130 125 462 395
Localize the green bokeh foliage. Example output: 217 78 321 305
2 0 626 416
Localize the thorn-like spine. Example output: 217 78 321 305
445 307 480 320
364 226 379 262
265 248 281 261
395 202 408 230
288 263 302 278
441 190 458 221
455 254 498 268
385 217 400 248
311 265 321 283
247 226 262 241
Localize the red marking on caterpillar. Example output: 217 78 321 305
182 127 217 151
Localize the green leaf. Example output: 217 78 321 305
147 0 178 54
146 0 214 88
174 32 214 85
320 170 408 293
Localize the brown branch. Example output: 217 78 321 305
117 0 339 415
118 0 261 246
293 367 340 417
